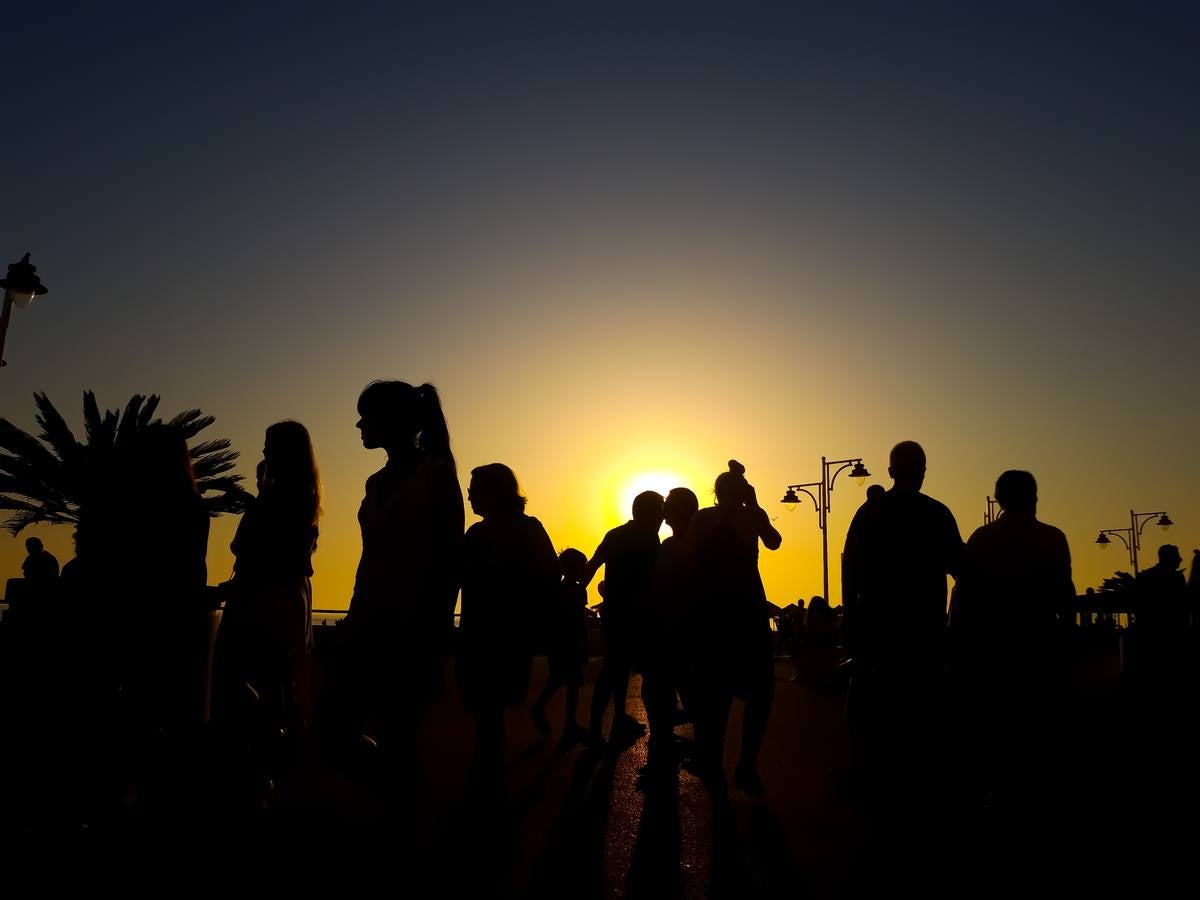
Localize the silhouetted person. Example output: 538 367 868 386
584 491 663 746
458 464 559 804
841 441 962 799
530 548 591 743
684 460 782 795
339 381 464 815
641 486 699 781
20 536 59 590
805 596 838 649
213 421 321 808
1134 544 1188 688
952 470 1074 807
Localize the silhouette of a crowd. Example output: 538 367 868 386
2 381 1198 880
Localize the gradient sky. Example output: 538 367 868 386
3 2 1198 609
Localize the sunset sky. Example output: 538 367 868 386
3 2 1197 610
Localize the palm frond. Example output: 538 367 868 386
202 484 252 516
191 450 239 480
168 409 216 440
3 391 247 536
33 392 80 463
137 394 162 429
3 508 49 535
115 395 146 449
82 391 106 446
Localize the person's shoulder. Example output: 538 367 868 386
1033 520 1069 544
966 521 998 546
523 514 550 534
606 521 633 541
918 492 955 516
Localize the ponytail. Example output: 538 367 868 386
415 383 455 469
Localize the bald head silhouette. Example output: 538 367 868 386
888 441 926 493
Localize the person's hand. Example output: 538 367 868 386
744 481 759 508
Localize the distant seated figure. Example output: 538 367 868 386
21 537 60 591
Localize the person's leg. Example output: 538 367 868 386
641 666 675 770
613 664 632 720
564 680 580 728
531 674 562 736
470 706 506 804
736 656 775 793
588 658 614 738
740 655 776 766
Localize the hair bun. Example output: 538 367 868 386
727 459 745 477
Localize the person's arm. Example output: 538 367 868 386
743 482 782 551
755 506 783 551
582 534 610 589
943 508 966 579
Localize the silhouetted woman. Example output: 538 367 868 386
684 460 782 795
214 421 320 803
341 381 464 808
458 464 559 802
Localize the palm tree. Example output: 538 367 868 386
0 391 250 535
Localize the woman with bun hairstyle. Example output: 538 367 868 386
684 460 782 795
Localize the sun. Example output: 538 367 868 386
617 470 687 534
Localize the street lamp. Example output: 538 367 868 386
780 456 870 602
0 253 49 369
984 495 1001 524
1094 509 1175 575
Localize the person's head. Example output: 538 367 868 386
468 463 525 519
25 537 43 554
559 548 587 583
1158 544 1182 570
809 595 830 614
865 484 886 503
888 441 926 492
663 487 699 535
631 490 665 529
994 470 1037 517
263 420 322 522
714 459 750 507
356 381 453 463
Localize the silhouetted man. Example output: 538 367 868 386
843 441 963 665
640 487 698 780
1134 544 1188 686
952 470 1073 806
840 441 962 795
21 537 59 592
584 491 663 745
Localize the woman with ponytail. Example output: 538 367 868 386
340 381 464 808
684 459 782 795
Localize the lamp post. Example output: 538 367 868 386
780 456 870 602
1095 509 1174 575
984 495 1001 524
0 253 49 369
